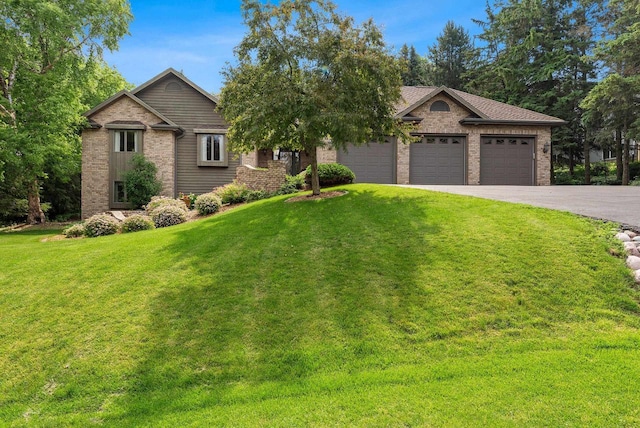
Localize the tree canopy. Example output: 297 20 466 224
219 0 412 195
0 0 132 223
427 21 474 89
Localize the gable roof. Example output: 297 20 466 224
131 67 219 105
396 86 566 126
83 90 181 130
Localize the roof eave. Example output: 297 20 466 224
132 68 219 104
395 86 489 119
460 118 568 126
83 91 181 129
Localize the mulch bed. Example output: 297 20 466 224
285 190 347 203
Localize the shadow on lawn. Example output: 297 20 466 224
110 187 446 423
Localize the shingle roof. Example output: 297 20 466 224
396 86 566 125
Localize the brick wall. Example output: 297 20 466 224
408 95 552 185
82 97 176 218
235 160 287 192
317 146 337 163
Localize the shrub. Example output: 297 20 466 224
246 189 271 202
194 193 222 215
123 154 163 208
84 214 120 237
630 161 640 180
591 162 610 177
277 173 306 195
63 223 85 238
145 196 188 214
121 214 155 233
214 181 250 204
305 163 355 186
149 205 187 228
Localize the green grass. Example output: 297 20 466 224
1 184 639 426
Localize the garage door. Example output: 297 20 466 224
480 137 534 185
410 136 466 184
337 139 396 184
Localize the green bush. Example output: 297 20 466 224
246 189 271 202
121 214 155 233
630 161 640 180
277 173 306 195
214 181 250 204
145 196 188 214
149 205 187 228
84 214 120 238
194 193 222 215
305 163 355 186
63 223 85 238
123 154 163 208
591 162 610 177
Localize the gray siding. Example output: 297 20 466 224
135 75 239 194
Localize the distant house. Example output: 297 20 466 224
81 69 566 218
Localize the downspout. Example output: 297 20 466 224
174 128 185 197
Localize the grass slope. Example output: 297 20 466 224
1 184 639 426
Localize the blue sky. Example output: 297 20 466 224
104 0 489 94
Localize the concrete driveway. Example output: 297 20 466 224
396 185 640 230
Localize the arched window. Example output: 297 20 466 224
430 100 450 112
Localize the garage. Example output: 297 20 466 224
410 136 466 184
480 136 534 185
337 139 396 184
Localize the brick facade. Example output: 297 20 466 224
81 97 175 218
404 95 552 186
235 160 287 192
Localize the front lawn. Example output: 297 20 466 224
1 184 639 426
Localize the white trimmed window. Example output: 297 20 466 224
196 129 228 166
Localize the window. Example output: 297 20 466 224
114 181 126 203
430 100 450 112
114 130 139 152
197 133 228 166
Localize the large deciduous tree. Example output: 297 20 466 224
0 0 132 223
219 0 412 195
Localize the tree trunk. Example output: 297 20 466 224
583 130 590 185
308 146 321 196
616 128 623 182
27 179 45 224
568 146 574 176
623 130 630 185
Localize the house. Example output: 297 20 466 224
82 68 239 218
297 86 566 186
81 69 565 218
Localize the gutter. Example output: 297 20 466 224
460 118 568 126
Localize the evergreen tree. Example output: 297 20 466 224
427 21 474 89
399 44 430 86
468 0 600 178
581 0 640 184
